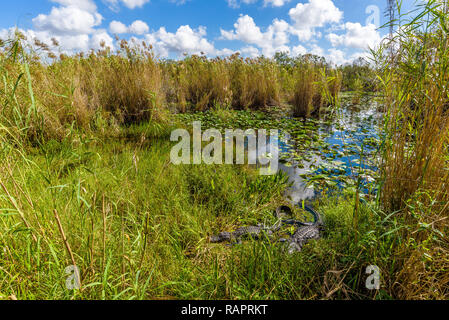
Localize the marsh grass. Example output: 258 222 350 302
163 55 232 112
0 36 168 146
3 11 448 299
374 0 449 299
0 136 393 300
1 32 344 146
291 63 341 117
0 134 292 299
162 54 283 112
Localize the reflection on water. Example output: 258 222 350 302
274 100 383 202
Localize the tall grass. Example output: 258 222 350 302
1 32 344 137
162 54 283 112
162 55 232 112
0 135 292 299
375 0 449 299
228 55 281 110
291 64 342 117
1 35 167 144
74 40 165 125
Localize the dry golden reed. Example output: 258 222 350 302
376 0 449 299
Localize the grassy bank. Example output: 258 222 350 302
0 121 401 300
1 1 449 300
0 107 441 300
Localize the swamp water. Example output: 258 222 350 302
177 97 384 205
277 99 383 203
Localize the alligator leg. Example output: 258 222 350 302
287 242 302 254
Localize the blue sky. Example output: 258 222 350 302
0 0 415 64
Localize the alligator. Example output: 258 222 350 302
280 224 322 254
209 225 275 244
210 204 323 254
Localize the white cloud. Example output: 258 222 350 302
109 21 128 34
288 26 316 42
220 15 291 56
105 0 150 10
33 6 103 35
289 0 343 28
221 1 345 56
216 48 236 56
109 20 149 35
326 48 347 65
291 44 307 56
122 0 150 9
327 22 382 50
221 15 263 44
90 30 115 50
309 43 324 56
241 46 260 58
50 0 97 12
129 20 149 35
1 0 115 54
0 27 114 54
144 25 216 57
289 0 342 41
263 0 291 7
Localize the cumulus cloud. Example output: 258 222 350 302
0 27 114 54
220 15 291 56
326 48 347 65
109 20 149 35
289 0 342 28
241 46 260 57
129 20 149 35
109 20 128 34
289 0 342 41
1 0 114 54
220 1 346 57
291 44 307 56
327 22 382 50
33 6 103 35
142 25 216 57
309 43 324 56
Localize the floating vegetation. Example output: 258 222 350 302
176 100 383 201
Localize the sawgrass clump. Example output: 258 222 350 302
374 0 449 299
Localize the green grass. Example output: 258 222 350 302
0 118 393 300
0 122 405 299
0 128 289 299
